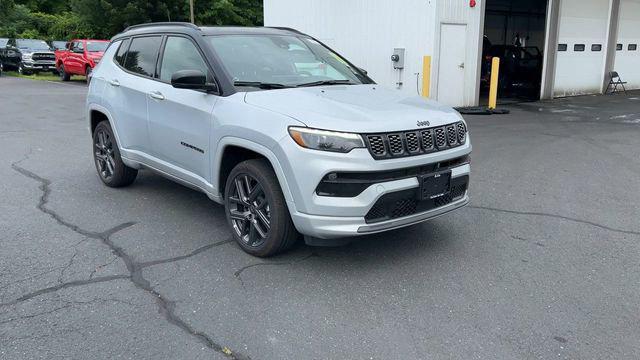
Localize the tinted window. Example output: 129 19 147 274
574 44 585 52
616 44 623 51
558 44 567 51
123 36 162 77
159 36 209 82
629 44 638 51
591 44 602 52
114 38 130 66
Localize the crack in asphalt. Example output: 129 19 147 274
470 205 640 236
138 239 233 269
234 253 317 286
0 275 130 307
9 162 249 360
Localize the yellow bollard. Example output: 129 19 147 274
488 57 500 109
422 56 431 98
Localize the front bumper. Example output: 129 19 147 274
275 135 472 239
22 61 57 71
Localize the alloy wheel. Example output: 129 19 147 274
94 129 116 180
228 174 271 247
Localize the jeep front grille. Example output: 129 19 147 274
363 121 467 160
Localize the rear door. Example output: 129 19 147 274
147 35 217 181
106 35 162 154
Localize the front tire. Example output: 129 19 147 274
224 159 298 257
18 63 31 75
92 121 138 187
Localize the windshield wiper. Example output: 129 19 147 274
295 80 354 88
234 81 291 89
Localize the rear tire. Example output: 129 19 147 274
59 65 70 81
92 121 138 187
85 66 92 84
224 159 298 257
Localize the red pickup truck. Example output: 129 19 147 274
55 39 109 83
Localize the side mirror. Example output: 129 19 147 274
171 70 218 93
357 67 368 75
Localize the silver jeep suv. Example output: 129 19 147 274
87 23 471 257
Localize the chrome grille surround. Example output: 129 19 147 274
363 121 467 160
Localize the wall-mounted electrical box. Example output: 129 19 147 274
391 48 405 69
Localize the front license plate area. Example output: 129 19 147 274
420 171 451 200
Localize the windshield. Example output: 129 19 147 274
0 39 8 47
207 34 369 88
51 41 67 50
16 39 51 51
87 41 109 52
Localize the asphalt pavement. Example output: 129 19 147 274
1 76 639 359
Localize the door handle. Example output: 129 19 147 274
149 91 165 101
108 79 120 87
458 63 465 69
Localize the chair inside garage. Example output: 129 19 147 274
606 71 627 94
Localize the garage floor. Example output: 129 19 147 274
1 77 639 359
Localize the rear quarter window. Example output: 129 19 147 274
114 38 131 66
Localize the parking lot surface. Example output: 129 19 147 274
1 77 639 359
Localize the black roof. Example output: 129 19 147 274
113 22 306 41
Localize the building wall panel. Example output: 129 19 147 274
614 0 640 89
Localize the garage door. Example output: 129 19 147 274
614 0 640 90
553 0 610 97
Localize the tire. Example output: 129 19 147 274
92 121 138 187
224 159 298 257
85 66 92 84
18 63 31 75
59 65 70 81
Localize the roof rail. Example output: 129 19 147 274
266 27 305 35
124 22 199 32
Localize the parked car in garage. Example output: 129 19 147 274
87 23 471 257
481 45 543 97
55 39 109 82
0 38 57 75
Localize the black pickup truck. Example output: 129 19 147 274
0 38 57 75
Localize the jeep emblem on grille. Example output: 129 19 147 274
417 120 430 127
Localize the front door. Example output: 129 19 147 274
437 24 467 106
147 35 217 182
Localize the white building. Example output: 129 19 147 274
264 0 640 107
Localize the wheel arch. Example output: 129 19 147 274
213 137 296 210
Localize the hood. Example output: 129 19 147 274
20 49 55 56
244 85 463 133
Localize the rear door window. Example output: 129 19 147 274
123 36 162 77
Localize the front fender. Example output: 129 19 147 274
212 137 296 209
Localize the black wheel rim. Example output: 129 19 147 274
94 129 116 180
228 174 271 247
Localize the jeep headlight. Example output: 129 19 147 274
21 53 32 61
289 127 365 153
